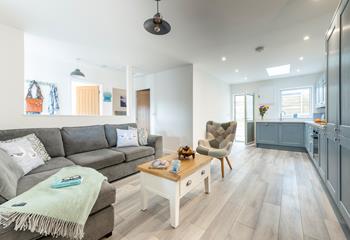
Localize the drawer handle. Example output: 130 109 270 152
201 170 206 175
186 180 192 186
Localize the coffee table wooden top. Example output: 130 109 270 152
137 154 212 181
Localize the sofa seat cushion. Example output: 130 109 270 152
17 169 60 195
114 146 155 162
68 149 125 170
27 157 75 175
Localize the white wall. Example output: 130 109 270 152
25 33 126 116
192 66 231 147
0 24 134 129
135 65 193 152
230 73 322 120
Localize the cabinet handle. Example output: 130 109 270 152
186 180 192 186
201 170 206 175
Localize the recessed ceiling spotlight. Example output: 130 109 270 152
296 69 301 73
244 76 248 80
221 56 227 62
304 35 310 41
299 56 304 61
235 69 239 73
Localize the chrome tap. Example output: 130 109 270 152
280 111 286 121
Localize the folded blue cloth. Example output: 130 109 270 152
51 179 82 189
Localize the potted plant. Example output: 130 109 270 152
259 105 270 120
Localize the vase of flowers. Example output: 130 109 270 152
259 105 270 120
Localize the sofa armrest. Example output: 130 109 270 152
147 135 163 158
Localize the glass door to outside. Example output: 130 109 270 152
233 94 255 144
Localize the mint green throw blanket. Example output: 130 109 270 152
0 166 107 240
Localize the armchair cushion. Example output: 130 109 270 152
196 121 237 159
196 145 228 159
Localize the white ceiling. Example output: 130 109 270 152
0 0 339 83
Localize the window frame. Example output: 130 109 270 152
279 86 313 119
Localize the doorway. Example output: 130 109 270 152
136 89 151 132
233 94 255 144
75 85 100 116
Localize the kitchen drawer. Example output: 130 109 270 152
180 164 210 197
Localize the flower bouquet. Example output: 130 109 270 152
259 105 270 120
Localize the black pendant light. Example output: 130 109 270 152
144 0 171 35
70 69 85 79
70 58 86 79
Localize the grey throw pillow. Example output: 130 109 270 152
0 149 24 201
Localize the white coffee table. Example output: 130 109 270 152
137 154 212 228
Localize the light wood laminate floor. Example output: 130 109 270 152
106 144 349 240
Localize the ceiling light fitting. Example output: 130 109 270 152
70 58 86 79
144 0 171 35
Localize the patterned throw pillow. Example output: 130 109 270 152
0 135 45 175
128 127 148 146
116 128 139 147
26 134 51 161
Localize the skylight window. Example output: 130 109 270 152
266 64 291 77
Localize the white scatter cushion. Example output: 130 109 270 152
26 134 51 161
0 136 45 175
116 128 139 147
128 127 148 146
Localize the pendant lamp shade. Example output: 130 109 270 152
70 68 85 79
144 0 171 35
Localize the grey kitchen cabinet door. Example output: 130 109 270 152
339 0 350 227
256 123 278 145
319 128 327 181
326 16 340 203
279 123 304 147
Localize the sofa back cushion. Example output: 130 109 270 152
61 125 109 156
0 128 65 158
104 123 137 147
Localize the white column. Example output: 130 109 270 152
126 65 135 122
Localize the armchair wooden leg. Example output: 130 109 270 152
225 156 233 170
220 158 225 178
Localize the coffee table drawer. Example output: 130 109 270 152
180 164 210 197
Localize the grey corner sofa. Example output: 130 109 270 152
0 123 163 240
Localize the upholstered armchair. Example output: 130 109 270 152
196 121 237 178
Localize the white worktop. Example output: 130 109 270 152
256 119 326 128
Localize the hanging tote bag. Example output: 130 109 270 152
26 80 44 113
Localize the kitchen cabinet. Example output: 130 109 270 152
256 122 304 149
315 75 327 108
315 75 326 108
256 123 278 145
319 128 327 181
325 11 340 203
278 124 305 147
305 124 314 156
339 0 350 226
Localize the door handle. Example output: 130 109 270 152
186 180 192 186
201 170 206 175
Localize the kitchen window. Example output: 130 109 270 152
280 87 312 118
